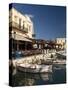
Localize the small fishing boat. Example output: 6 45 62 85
17 63 52 73
56 50 66 59
53 59 66 65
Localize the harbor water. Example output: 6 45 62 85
10 50 66 86
11 64 66 86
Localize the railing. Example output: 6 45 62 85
9 22 28 33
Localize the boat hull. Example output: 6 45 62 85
17 64 52 73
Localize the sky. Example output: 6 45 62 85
10 3 66 40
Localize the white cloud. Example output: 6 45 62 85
25 14 34 18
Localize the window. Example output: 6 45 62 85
29 25 31 31
14 15 17 22
23 21 25 30
19 18 21 29
61 40 62 43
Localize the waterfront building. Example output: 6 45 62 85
32 39 46 49
55 38 66 50
9 8 35 53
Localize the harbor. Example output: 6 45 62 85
10 50 66 69
10 68 66 86
10 58 66 86
9 5 66 86
9 50 66 86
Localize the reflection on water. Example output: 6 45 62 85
11 64 66 86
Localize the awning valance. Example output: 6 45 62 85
11 33 32 42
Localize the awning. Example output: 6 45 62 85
11 33 32 42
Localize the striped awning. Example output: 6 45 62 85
11 33 32 42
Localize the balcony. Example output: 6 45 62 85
9 22 28 33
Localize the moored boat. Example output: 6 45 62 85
17 63 52 73
53 59 66 65
56 50 66 59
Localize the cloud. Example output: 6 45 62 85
25 14 34 18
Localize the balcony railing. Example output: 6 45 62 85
9 22 28 33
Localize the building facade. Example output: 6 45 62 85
9 8 34 39
9 8 35 59
55 38 66 50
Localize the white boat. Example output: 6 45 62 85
53 59 66 65
56 50 66 59
17 63 52 73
